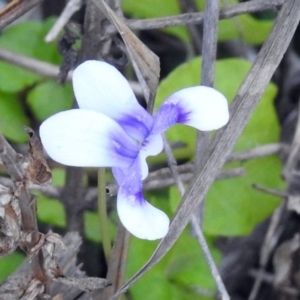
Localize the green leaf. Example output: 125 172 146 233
0 18 60 63
0 18 61 93
166 233 220 293
121 0 273 45
121 0 190 42
0 62 39 93
36 169 66 227
218 11 273 45
0 252 25 283
27 80 73 121
84 211 117 243
234 85 280 150
203 79 283 235
0 92 30 143
126 190 216 299
204 157 282 236
127 225 217 300
51 168 66 186
37 197 67 228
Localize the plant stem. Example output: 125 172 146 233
98 167 111 262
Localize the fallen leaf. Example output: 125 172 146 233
23 127 52 186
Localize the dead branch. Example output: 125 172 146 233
0 0 42 30
45 0 82 42
0 48 143 96
0 232 110 299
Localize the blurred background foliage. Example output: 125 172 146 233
0 1 284 299
122 0 274 44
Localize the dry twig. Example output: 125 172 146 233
0 0 42 30
162 134 230 300
126 0 283 31
45 0 83 42
0 48 143 96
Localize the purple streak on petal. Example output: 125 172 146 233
40 109 140 168
117 108 154 142
155 87 229 131
118 158 143 203
116 158 170 239
151 96 183 135
117 188 169 240
112 157 144 204
111 136 137 159
109 129 140 162
112 167 126 186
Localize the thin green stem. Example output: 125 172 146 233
98 168 112 262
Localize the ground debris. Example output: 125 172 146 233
0 232 109 299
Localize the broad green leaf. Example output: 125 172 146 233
156 57 283 236
203 76 283 235
36 169 66 227
234 84 279 150
217 0 274 45
218 15 273 45
128 227 217 300
37 197 67 228
127 191 216 300
204 157 282 236
51 168 66 186
121 0 273 45
0 252 25 283
84 211 117 243
0 62 39 93
0 18 60 63
0 92 30 142
27 80 73 121
0 18 60 93
166 233 220 293
121 0 189 43
36 169 88 229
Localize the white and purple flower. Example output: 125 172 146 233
40 60 229 240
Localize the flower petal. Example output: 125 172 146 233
113 134 163 183
117 191 169 240
112 167 126 186
40 109 139 167
72 60 154 142
152 86 229 134
139 134 163 179
117 158 169 240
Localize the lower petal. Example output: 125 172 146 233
112 167 126 186
115 157 169 240
152 86 229 134
117 191 169 240
40 109 139 167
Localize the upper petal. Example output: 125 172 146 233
152 86 229 134
72 60 154 142
40 109 139 167
117 158 169 240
